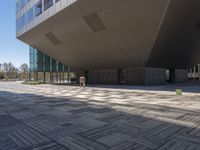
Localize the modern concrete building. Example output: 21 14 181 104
16 0 200 85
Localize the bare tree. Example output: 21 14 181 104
2 63 9 79
20 63 29 81
0 63 29 81
2 63 18 80
0 63 3 80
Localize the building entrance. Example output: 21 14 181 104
166 69 175 83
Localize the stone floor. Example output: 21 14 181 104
0 82 200 150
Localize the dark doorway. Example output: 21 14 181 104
166 69 175 83
118 69 125 85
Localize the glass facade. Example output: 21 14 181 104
16 0 60 31
16 0 77 36
29 46 70 82
16 7 34 30
29 46 68 73
16 0 30 13
44 0 53 11
35 0 42 17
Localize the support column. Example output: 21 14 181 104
43 54 46 83
59 72 61 83
43 72 46 83
50 72 53 83
189 68 193 79
50 57 53 83
68 67 71 83
198 64 200 81
56 72 58 83
62 72 65 83
29 71 31 81
35 72 38 82
194 66 196 81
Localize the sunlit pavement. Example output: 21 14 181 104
0 82 200 150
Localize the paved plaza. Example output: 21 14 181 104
0 82 200 150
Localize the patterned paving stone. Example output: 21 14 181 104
96 133 127 147
144 123 192 140
56 135 107 150
11 111 36 121
21 142 67 150
0 115 22 127
79 124 121 140
25 119 61 134
0 135 19 150
48 124 90 140
0 82 200 149
157 135 200 150
68 116 107 128
108 141 153 150
0 109 6 115
7 128 50 148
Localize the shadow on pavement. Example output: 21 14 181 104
0 90 199 149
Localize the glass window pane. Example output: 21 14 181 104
20 0 26 9
44 0 53 11
35 0 42 17
16 1 20 13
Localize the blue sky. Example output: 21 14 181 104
0 1 29 68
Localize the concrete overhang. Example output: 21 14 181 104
18 0 200 70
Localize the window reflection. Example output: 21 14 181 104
16 0 63 31
44 0 53 11
35 0 42 17
16 7 33 30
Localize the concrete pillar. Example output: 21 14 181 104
43 72 46 83
29 72 31 81
198 64 200 81
34 72 36 81
56 72 58 83
68 67 71 83
50 72 53 83
35 72 38 82
189 68 193 79
193 66 196 81
62 72 65 82
59 72 61 83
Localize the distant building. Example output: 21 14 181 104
16 0 200 85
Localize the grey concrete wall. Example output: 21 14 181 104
125 67 166 85
174 69 188 83
88 69 118 85
75 68 187 85
145 68 166 85
124 68 146 85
